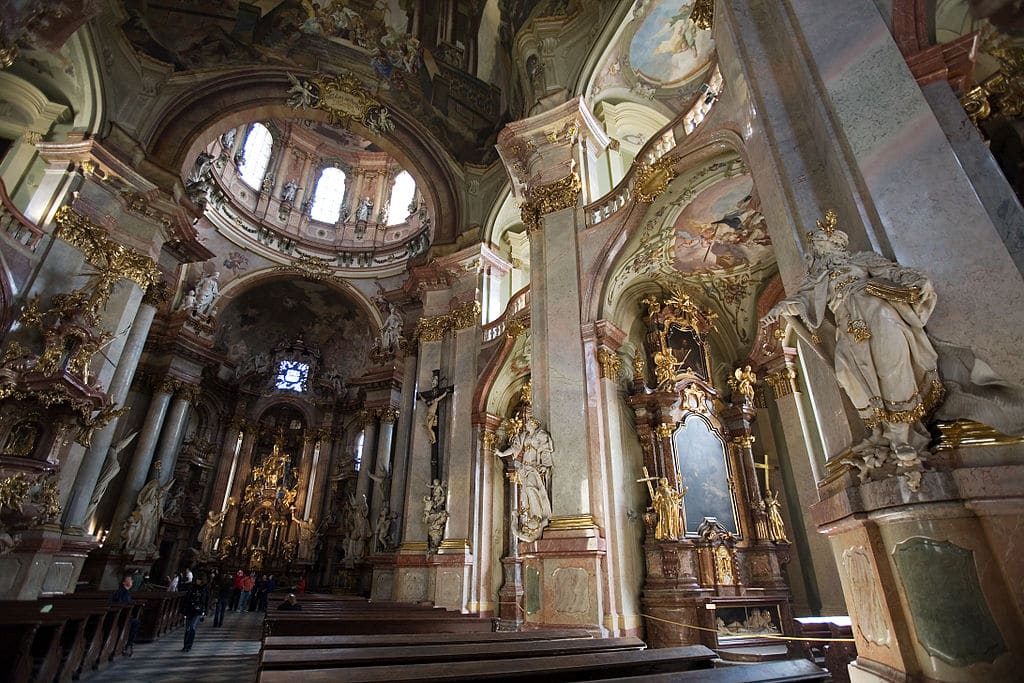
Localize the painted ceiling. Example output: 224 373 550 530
589 1 715 115
215 278 374 384
606 156 778 353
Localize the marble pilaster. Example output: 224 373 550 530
354 410 378 503
63 292 162 531
106 380 174 547
368 408 397 528
293 432 317 519
388 355 418 546
150 386 196 486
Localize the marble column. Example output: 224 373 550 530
63 285 165 531
150 384 197 487
207 414 246 514
222 427 258 536
368 407 398 527
106 378 176 547
354 410 378 503
495 97 611 631
307 423 336 524
389 354 418 546
293 432 317 519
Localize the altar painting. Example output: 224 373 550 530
674 414 738 535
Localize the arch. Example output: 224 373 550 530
142 68 462 245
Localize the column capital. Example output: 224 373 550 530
141 280 171 307
597 348 622 382
496 96 610 202
377 406 399 424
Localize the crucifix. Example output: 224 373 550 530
417 369 452 482
753 453 777 495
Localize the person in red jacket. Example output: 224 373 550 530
229 569 244 611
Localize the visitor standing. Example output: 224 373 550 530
180 573 209 652
111 575 140 656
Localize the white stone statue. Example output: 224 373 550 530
373 501 396 552
763 211 944 489
178 289 197 314
197 509 226 555
355 196 374 222
291 512 317 561
123 477 175 552
186 151 214 186
496 418 554 541
379 305 403 353
281 180 298 203
422 479 448 554
193 271 220 317
349 494 370 560
84 431 138 525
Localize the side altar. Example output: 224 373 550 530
628 291 793 649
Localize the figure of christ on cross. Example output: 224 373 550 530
417 369 453 481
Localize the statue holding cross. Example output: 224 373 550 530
637 466 688 541
753 453 789 543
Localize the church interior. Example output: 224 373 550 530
1 1 1023 681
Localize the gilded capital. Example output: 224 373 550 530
655 423 676 440
520 172 581 234
142 281 171 306
177 382 201 404
597 347 622 381
356 409 373 428
377 406 399 424
415 314 448 342
764 366 798 399
54 206 160 292
448 301 481 330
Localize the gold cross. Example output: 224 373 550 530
753 453 776 493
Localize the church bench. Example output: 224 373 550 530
0 620 64 683
262 629 592 650
264 615 495 637
259 636 647 670
257 645 718 682
131 591 186 641
0 601 109 683
590 658 829 682
788 616 855 683
45 597 139 671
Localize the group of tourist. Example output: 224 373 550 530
112 567 306 653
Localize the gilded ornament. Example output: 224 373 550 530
285 72 395 137
377 406 399 424
655 423 675 440
415 314 448 342
933 420 1024 451
18 297 43 327
519 172 582 234
728 365 757 403
634 154 678 203
691 0 714 31
481 431 499 450
960 47 1024 124
276 254 335 282
357 409 373 428
505 316 527 340
519 380 532 407
846 319 872 343
597 347 622 381
733 435 756 449
632 354 646 381
764 366 798 399
142 281 171 306
0 472 33 511
448 301 481 330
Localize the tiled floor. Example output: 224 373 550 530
81 608 264 683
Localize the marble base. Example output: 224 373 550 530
0 526 97 598
812 461 1024 682
524 526 608 633
369 554 395 600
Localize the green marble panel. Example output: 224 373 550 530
525 565 541 615
893 537 1006 666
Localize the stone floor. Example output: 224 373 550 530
81 608 264 682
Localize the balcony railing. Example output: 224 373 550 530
0 177 45 253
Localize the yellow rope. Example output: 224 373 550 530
640 612 857 643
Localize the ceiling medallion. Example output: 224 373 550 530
286 72 396 137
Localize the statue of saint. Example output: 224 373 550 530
764 489 788 542
651 477 687 541
379 305 403 353
193 271 221 317
124 477 175 552
495 418 554 541
291 512 318 561
281 180 298 203
355 196 374 222
763 211 944 487
186 152 214 186
197 509 226 554
422 479 448 554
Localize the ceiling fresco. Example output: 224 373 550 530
215 278 374 384
589 1 715 111
628 1 714 88
606 158 778 351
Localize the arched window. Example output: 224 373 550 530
386 171 417 226
310 167 348 223
354 431 365 472
238 123 273 189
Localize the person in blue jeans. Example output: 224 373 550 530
180 573 209 652
213 573 231 627
111 575 140 656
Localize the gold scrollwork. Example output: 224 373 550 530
597 348 622 381
691 0 714 31
933 420 1024 451
520 172 582 234
655 423 675 440
846 319 872 343
286 72 396 137
377 406 399 424
764 366 798 399
481 431 499 450
275 254 335 282
448 301 481 330
142 280 171 306
53 207 160 311
960 46 1023 125
634 154 679 203
414 314 449 342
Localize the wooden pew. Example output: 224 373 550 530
0 614 66 683
262 629 593 650
258 645 719 682
592 658 829 682
0 601 110 683
788 616 855 683
260 636 647 670
264 615 495 637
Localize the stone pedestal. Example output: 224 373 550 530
527 524 607 633
812 454 1024 682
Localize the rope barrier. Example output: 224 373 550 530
640 612 856 643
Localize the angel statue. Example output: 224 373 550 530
84 431 138 525
762 210 944 490
285 73 318 110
